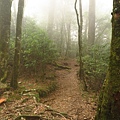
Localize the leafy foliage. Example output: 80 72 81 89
82 43 110 90
20 18 58 75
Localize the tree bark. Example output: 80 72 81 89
95 0 120 119
10 0 24 89
0 0 12 82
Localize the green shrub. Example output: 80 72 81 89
82 43 110 90
20 18 58 75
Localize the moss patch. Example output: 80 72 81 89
37 82 57 97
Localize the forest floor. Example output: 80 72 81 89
0 59 97 120
41 59 97 120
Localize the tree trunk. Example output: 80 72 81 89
47 0 56 40
84 18 88 42
10 0 24 89
74 0 87 91
65 22 71 58
0 0 12 83
95 0 120 119
88 0 95 46
11 0 17 37
59 20 64 56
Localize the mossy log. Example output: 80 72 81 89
37 83 57 97
21 82 57 98
53 63 71 70
22 89 37 94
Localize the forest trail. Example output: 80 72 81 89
0 59 97 120
41 59 96 120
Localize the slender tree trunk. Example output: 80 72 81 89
0 0 12 82
11 0 17 37
95 0 120 119
88 0 95 46
47 0 56 39
74 0 87 91
65 22 71 58
84 18 88 42
10 0 24 89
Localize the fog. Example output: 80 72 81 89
11 0 113 43
22 0 113 22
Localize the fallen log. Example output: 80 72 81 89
22 89 37 94
53 63 71 70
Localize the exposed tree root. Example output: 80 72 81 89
15 115 47 120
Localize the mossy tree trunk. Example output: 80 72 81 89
95 0 120 119
10 0 24 89
0 0 12 83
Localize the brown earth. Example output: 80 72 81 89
0 59 97 120
41 59 97 120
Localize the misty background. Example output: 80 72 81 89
10 0 113 90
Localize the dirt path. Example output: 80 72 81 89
0 59 96 120
41 59 96 120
